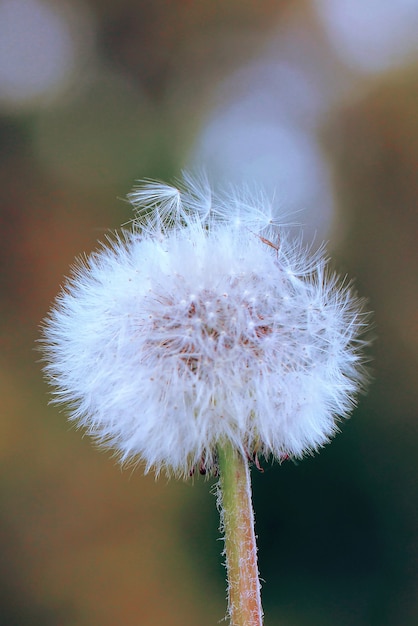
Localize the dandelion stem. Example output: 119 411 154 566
217 442 263 626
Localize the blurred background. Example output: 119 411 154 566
1 1 417 624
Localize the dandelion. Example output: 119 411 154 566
41 175 370 625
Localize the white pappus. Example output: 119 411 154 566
41 175 370 477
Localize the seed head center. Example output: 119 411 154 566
145 287 273 375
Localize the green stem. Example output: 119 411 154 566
217 442 263 626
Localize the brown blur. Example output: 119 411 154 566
0 1 417 625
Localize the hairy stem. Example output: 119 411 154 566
217 442 263 626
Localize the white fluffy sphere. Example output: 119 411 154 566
42 177 370 477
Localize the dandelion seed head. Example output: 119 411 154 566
41 176 370 477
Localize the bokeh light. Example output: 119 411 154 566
315 0 418 73
191 55 335 241
0 0 95 110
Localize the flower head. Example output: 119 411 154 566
41 175 370 477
